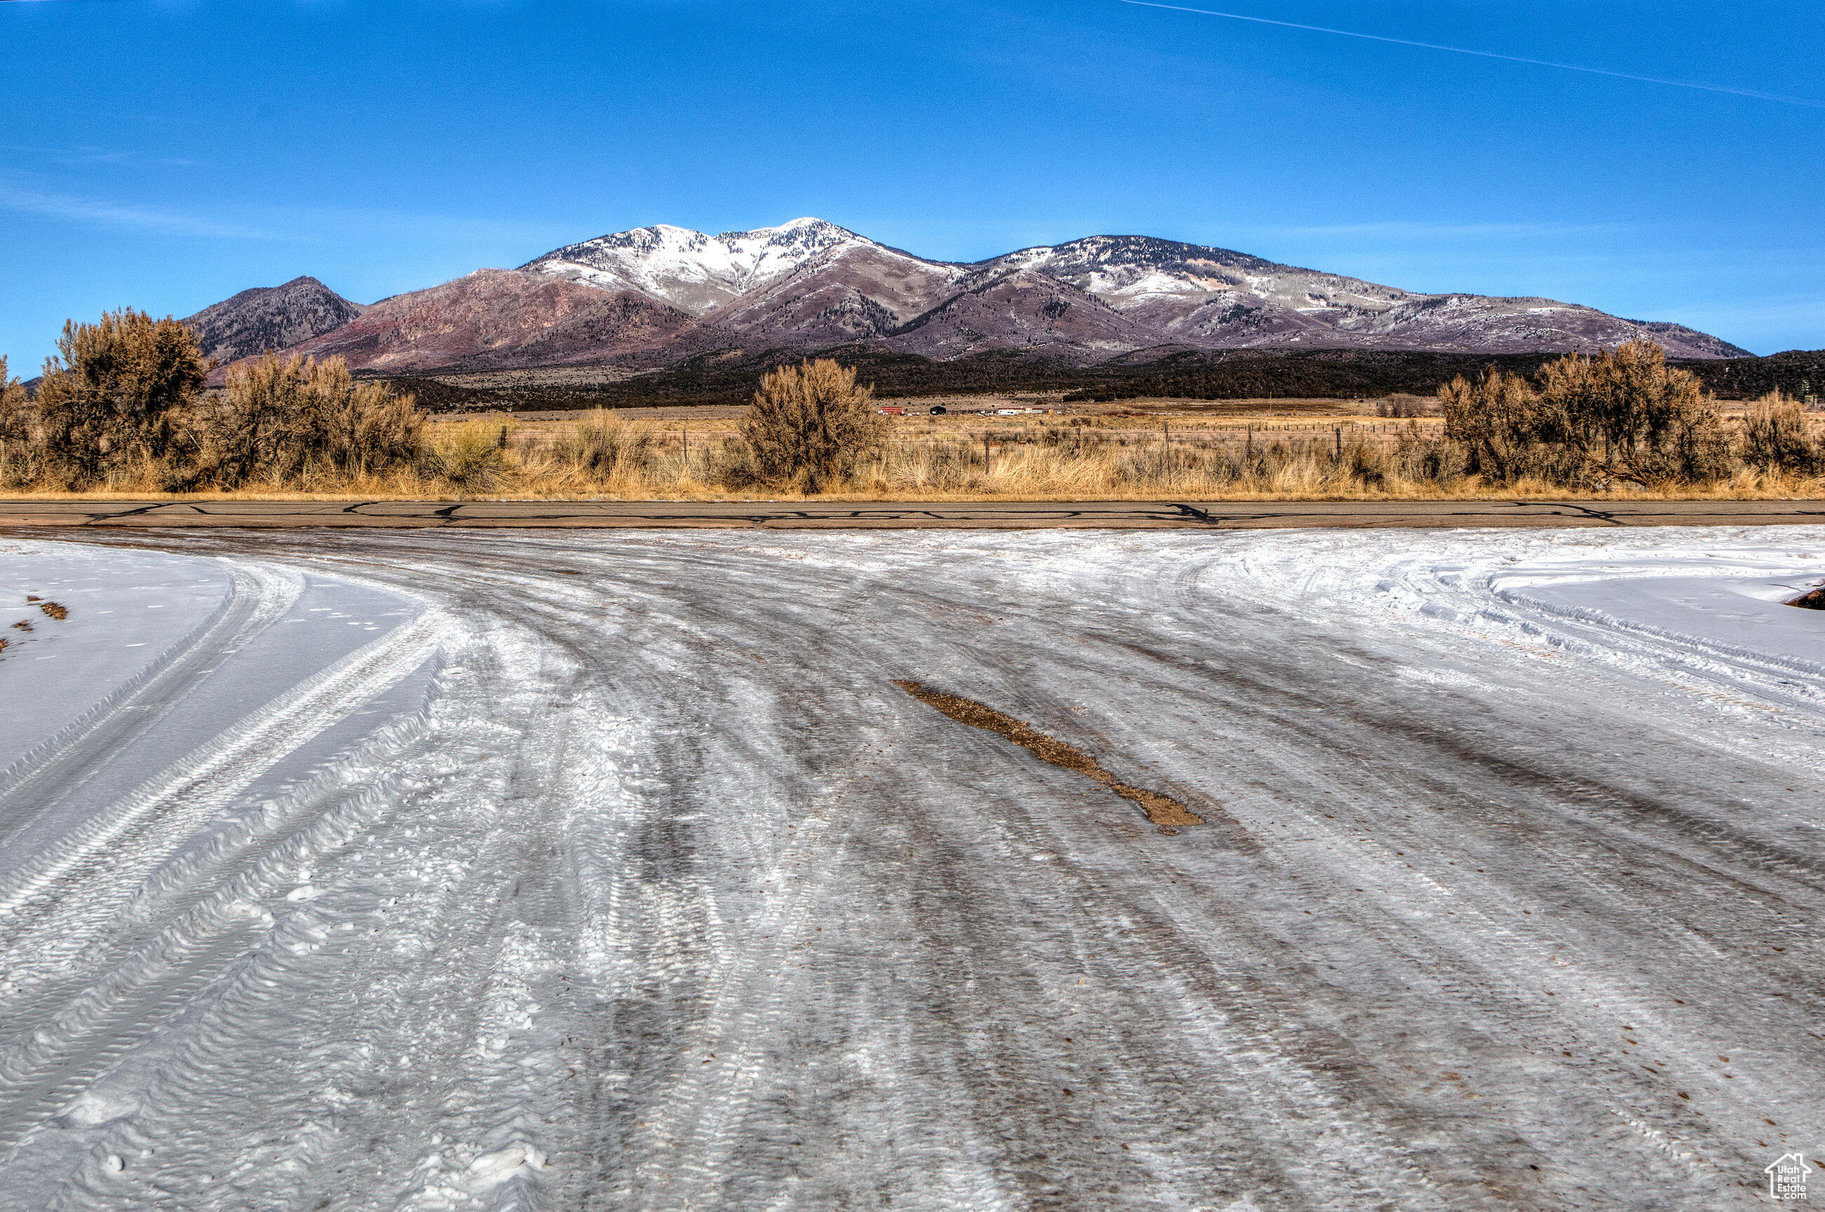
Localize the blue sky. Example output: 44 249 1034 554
0 0 1820 364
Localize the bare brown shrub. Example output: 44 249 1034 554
1535 340 1731 486
33 311 209 486
189 354 422 488
0 356 26 440
1391 423 1467 484
1440 367 1568 484
1336 437 1393 489
702 434 763 488
422 419 510 492
545 409 655 487
739 359 882 490
1739 393 1819 475
1441 340 1731 488
1375 396 1431 418
0 356 37 489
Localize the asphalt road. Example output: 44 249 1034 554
0 496 1822 529
1 526 1819 1209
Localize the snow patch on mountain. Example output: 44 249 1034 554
206 219 1751 370
524 218 872 315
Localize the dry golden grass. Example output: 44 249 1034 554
2 405 1821 503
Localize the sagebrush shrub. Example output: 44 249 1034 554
1440 340 1731 487
1739 394 1819 474
739 359 881 490
545 409 665 487
422 419 509 492
33 311 209 486
0 356 26 442
191 354 421 488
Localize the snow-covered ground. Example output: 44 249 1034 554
0 527 1820 1210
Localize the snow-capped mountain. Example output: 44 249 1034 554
974 235 1747 358
522 218 874 315
209 218 1751 375
703 242 967 346
987 236 1335 310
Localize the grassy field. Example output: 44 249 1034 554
4 397 1822 502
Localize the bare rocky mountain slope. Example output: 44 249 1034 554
181 276 365 366
204 219 1750 375
285 269 703 374
699 240 966 348
975 234 1746 358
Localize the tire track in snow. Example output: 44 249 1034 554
0 602 445 1165
265 529 1825 1208
0 608 446 930
0 723 428 1156
3 527 1819 1211
0 560 300 826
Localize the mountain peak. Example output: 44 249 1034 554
741 216 843 235
523 217 871 315
181 276 365 365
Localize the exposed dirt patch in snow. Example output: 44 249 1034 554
1791 582 1825 609
893 678 1205 830
1 597 71 648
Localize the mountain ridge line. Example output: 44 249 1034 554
176 218 1752 386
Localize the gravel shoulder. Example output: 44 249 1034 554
0 496 1823 530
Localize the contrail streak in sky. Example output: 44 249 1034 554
1119 0 1825 109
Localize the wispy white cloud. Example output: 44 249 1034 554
52 147 132 166
1120 1 1825 109
0 184 565 254
49 148 209 169
0 141 211 170
0 184 268 239
1235 220 1623 242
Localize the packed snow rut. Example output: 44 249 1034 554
0 527 1820 1210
